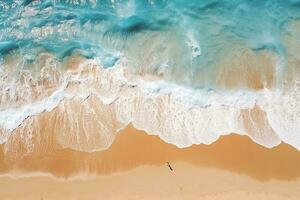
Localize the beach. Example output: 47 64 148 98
0 126 300 199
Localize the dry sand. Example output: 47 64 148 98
0 126 300 199
0 162 300 200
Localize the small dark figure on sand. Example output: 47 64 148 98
166 162 173 171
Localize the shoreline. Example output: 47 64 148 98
1 125 300 181
1 124 300 200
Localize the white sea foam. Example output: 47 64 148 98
0 86 66 132
0 57 299 151
186 30 202 58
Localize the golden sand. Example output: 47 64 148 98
0 126 300 199
0 127 300 200
1 125 300 180
1 162 300 200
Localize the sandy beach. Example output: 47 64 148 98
0 126 300 199
1 162 300 200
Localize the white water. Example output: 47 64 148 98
0 57 299 151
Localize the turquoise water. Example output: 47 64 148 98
0 0 300 87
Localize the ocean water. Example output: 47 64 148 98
0 0 300 160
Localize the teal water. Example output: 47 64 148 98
0 0 300 87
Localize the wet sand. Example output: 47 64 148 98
0 126 300 199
